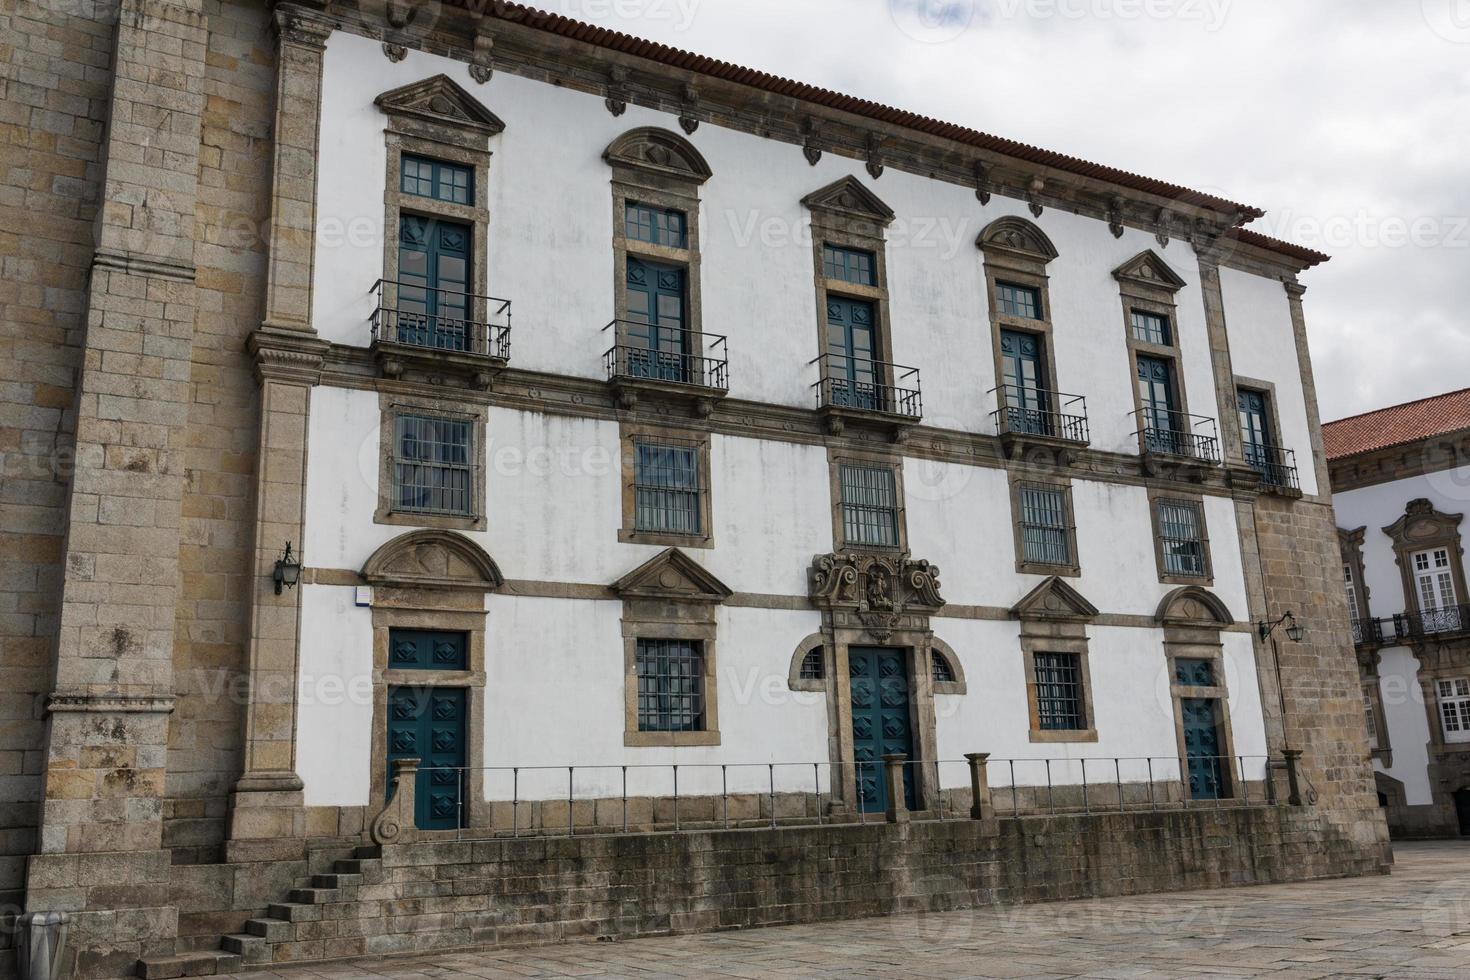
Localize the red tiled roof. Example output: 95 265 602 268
1324 388 1470 460
473 0 1332 261
1225 228 1330 268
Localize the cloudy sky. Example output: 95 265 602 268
537 0 1470 421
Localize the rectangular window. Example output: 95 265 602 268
1414 547 1457 609
1440 678 1470 743
822 244 877 286
1364 689 1380 750
387 629 468 671
625 202 687 248
840 463 899 549
401 155 473 205
1130 310 1171 345
637 638 705 732
394 414 474 516
1174 658 1215 687
634 441 702 535
1034 652 1085 731
1344 563 1359 617
1158 499 1207 578
1018 484 1070 567
996 282 1042 319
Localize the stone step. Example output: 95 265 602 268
311 872 361 889
267 902 321 923
135 951 243 980
288 886 339 904
221 934 270 966
244 917 292 942
334 857 381 875
353 845 382 859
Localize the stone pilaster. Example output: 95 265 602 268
1194 254 1245 466
227 6 332 850
27 0 209 971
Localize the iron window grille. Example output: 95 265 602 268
1130 309 1171 345
931 651 956 684
625 202 687 248
636 638 705 732
400 155 473 204
996 282 1042 319
1018 484 1072 567
799 648 825 680
1158 499 1207 578
394 414 474 517
633 440 703 535
1034 652 1085 731
839 463 900 549
822 244 877 286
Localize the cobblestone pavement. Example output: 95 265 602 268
226 841 1470 979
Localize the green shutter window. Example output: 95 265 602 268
636 639 705 732
1159 499 1206 577
1130 310 1171 345
395 414 474 517
400 155 473 204
634 441 701 534
839 463 899 548
1034 652 1085 730
822 245 877 286
1019 484 1070 566
996 282 1042 319
625 202 688 248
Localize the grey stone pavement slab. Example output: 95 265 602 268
223 840 1470 979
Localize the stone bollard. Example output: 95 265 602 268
370 757 420 844
965 752 999 833
17 911 69 980
882 753 909 824
1282 748 1304 807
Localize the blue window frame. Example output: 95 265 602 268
839 463 899 549
1158 498 1207 577
636 638 705 732
395 414 474 517
625 202 687 248
1019 484 1071 566
823 245 876 286
388 629 468 671
996 282 1042 319
401 155 473 205
1034 652 1085 730
1130 309 1171 345
633 441 702 535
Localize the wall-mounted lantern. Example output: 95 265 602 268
273 541 302 596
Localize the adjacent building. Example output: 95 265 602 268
1329 388 1470 837
0 0 1389 975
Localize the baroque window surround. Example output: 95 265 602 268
374 75 505 386
827 447 908 553
617 420 714 549
603 127 714 411
1382 499 1467 619
1009 471 1080 578
1011 576 1100 744
613 547 730 747
1113 250 1200 473
361 530 504 838
1148 488 1214 587
1339 526 1372 626
1156 586 1243 801
375 391 489 532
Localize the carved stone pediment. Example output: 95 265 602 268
614 548 731 603
1011 577 1098 624
975 215 1058 262
603 126 712 184
809 552 943 641
375 74 506 136
1112 249 1186 293
361 530 504 591
1383 499 1464 548
801 176 896 226
1155 586 1234 629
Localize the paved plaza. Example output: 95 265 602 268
224 841 1470 979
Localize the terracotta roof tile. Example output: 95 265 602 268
1324 388 1470 460
471 0 1330 266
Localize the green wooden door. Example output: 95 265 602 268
625 257 689 382
397 216 471 351
1182 697 1225 801
826 296 880 411
386 685 467 831
1136 354 1179 454
848 647 915 813
1000 329 1050 434
1238 388 1276 479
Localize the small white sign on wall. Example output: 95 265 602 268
355 586 373 607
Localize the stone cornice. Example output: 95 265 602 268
46 693 177 715
1329 428 1470 493
248 326 330 385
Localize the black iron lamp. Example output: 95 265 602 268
1257 611 1304 644
273 541 302 595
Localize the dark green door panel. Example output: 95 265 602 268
386 685 467 831
848 647 915 813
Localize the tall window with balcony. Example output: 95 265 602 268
1237 385 1299 492
1414 547 1461 632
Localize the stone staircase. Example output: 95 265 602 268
136 847 383 978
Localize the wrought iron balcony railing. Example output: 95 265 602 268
1244 442 1300 492
601 320 729 391
1351 618 1384 646
370 279 511 361
1132 408 1221 464
989 384 1089 444
1355 604 1470 645
811 353 922 420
